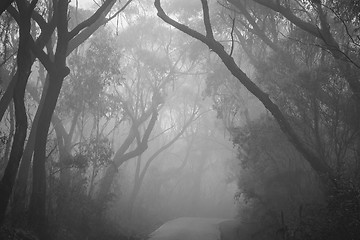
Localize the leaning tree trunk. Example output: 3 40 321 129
154 0 335 181
28 2 69 237
11 74 48 224
28 69 69 238
97 111 158 204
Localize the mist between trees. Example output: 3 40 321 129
0 0 360 240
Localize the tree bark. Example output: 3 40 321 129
28 1 69 236
11 69 48 223
28 69 69 238
2 101 14 169
0 0 36 226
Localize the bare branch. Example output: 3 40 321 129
229 14 235 56
68 0 116 40
107 0 133 22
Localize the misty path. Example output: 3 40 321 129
1 0 360 240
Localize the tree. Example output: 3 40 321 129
195 0 360 237
95 10 200 205
0 0 37 226
248 0 360 104
0 0 133 236
154 0 334 180
127 97 200 220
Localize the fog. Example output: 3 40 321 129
2 0 359 239
107 107 239 232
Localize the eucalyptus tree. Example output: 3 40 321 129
95 13 195 204
154 0 360 184
154 0 360 237
0 0 39 227
0 0 133 236
202 0 360 179
127 81 203 221
218 1 360 236
207 0 360 189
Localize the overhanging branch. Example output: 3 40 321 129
154 0 335 180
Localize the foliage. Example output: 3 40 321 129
60 26 122 117
206 1 360 233
3 0 360 238
232 115 360 240
80 137 113 168
48 168 126 240
324 179 360 240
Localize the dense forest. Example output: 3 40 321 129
0 0 359 239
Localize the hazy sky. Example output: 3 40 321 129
70 0 94 9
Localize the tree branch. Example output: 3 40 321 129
154 0 224 52
68 0 116 40
117 110 158 167
154 0 334 179
107 0 133 22
252 0 321 38
200 0 214 39
229 14 235 56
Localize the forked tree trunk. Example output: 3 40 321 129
97 111 158 204
28 2 70 237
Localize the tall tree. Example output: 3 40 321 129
0 0 37 226
127 103 199 219
95 13 195 204
154 0 334 180
27 1 133 236
0 0 133 236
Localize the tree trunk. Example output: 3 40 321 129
11 77 49 223
2 101 14 170
128 126 196 219
0 83 28 226
0 0 34 225
28 2 70 236
127 156 142 219
97 111 158 203
155 0 335 181
28 70 68 238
